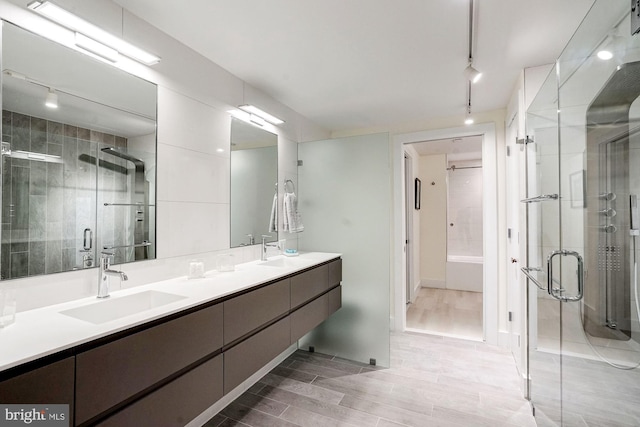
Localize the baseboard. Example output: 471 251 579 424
421 279 445 288
187 343 298 426
411 281 420 303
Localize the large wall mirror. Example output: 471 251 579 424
230 118 277 247
1 21 157 279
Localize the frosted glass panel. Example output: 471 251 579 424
298 133 391 367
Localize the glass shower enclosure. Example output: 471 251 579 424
524 0 640 425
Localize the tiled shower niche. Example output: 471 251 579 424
1 110 138 279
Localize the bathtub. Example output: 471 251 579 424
445 255 483 292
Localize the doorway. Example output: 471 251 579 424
393 123 499 345
405 136 484 340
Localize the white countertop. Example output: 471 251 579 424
0 252 340 373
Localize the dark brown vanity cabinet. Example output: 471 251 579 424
291 264 329 308
95 354 223 427
223 278 290 345
0 357 76 425
0 257 342 427
223 317 291 394
75 303 223 425
291 294 329 343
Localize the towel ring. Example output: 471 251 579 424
284 179 296 194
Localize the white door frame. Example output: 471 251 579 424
392 123 499 345
404 152 414 304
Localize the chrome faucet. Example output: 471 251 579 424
261 235 280 261
98 252 128 298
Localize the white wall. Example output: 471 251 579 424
0 0 329 311
418 154 447 287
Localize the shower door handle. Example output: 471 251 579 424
546 250 584 302
83 228 93 251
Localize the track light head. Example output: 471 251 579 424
45 88 58 109
465 64 482 83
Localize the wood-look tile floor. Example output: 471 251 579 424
204 332 535 427
406 288 483 340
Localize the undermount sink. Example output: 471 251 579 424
258 256 305 268
60 290 187 325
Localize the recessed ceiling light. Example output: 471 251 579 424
597 50 613 60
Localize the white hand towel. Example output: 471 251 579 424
283 192 304 233
269 193 277 232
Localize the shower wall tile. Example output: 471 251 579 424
29 195 46 241
2 110 11 139
30 117 47 154
12 165 30 230
49 121 63 140
47 161 63 188
90 130 104 143
63 137 78 173
63 182 77 251
12 113 30 152
77 139 93 182
62 248 77 271
10 252 28 279
47 187 63 224
78 127 90 141
45 222 62 274
63 124 77 138
10 229 28 254
64 169 77 189
29 241 46 276
447 164 483 258
2 160 12 220
2 110 131 279
1 242 10 280
29 161 47 196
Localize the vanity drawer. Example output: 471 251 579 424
290 294 329 343
224 316 290 394
96 354 222 427
328 285 342 316
291 264 328 308
328 259 342 286
75 303 223 425
224 278 290 345
0 357 75 425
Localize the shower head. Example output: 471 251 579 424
101 147 144 168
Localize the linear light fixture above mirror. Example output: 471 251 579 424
238 104 284 125
27 1 161 65
228 109 263 127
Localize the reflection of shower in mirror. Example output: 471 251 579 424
100 147 152 263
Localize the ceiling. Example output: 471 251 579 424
411 135 482 159
115 0 595 133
